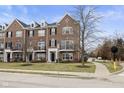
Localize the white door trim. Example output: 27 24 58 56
48 48 58 62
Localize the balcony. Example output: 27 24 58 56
5 47 23 51
59 45 75 51
13 47 23 51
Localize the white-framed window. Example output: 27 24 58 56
0 33 4 38
36 53 46 60
61 40 74 49
50 39 56 47
7 32 12 38
38 41 45 50
0 42 4 49
0 53 3 60
6 42 12 49
16 31 22 37
15 42 22 49
29 30 34 37
14 53 22 60
63 53 73 61
62 27 73 34
51 28 56 35
40 22 46 27
38 30 45 36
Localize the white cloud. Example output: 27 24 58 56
0 5 30 24
97 9 124 21
50 15 63 23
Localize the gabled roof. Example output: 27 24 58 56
58 14 79 24
33 21 40 27
5 18 28 30
48 22 57 26
16 19 28 27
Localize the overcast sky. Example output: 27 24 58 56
0 5 124 38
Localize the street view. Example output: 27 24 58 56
0 5 124 87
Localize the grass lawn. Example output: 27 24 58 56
0 62 95 73
102 62 123 73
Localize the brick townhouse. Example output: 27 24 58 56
0 14 80 62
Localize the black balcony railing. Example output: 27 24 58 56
60 45 74 50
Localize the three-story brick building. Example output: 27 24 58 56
0 14 80 62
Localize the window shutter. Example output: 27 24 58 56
28 31 30 36
11 42 12 48
11 32 12 37
55 40 57 46
49 40 51 46
50 28 51 35
6 32 8 37
5 42 7 48
55 28 57 35
33 30 34 36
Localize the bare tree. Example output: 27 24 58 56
72 6 102 66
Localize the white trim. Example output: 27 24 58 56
12 50 23 52
33 50 46 52
59 49 74 52
4 18 25 31
57 13 78 24
0 51 3 53
48 48 58 62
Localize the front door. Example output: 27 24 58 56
29 54 32 61
7 53 10 62
51 52 55 62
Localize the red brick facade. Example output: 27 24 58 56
1 14 80 62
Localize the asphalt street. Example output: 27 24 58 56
0 72 124 88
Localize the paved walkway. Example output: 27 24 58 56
0 62 111 78
93 62 110 78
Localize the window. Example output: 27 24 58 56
15 42 22 49
0 33 3 38
61 40 74 49
62 27 73 34
2 26 5 30
14 53 22 61
38 30 45 36
6 32 12 38
29 30 34 37
51 28 56 35
31 23 34 27
36 53 45 60
16 31 22 37
41 22 46 27
38 41 45 50
6 42 12 49
63 53 73 61
50 39 56 47
0 42 4 49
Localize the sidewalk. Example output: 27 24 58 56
93 62 110 78
0 68 95 78
0 62 111 78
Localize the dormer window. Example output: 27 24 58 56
31 24 34 27
40 21 46 27
30 22 36 28
2 24 8 30
2 26 5 30
41 23 44 26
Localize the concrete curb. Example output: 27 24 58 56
0 69 96 78
110 68 124 76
